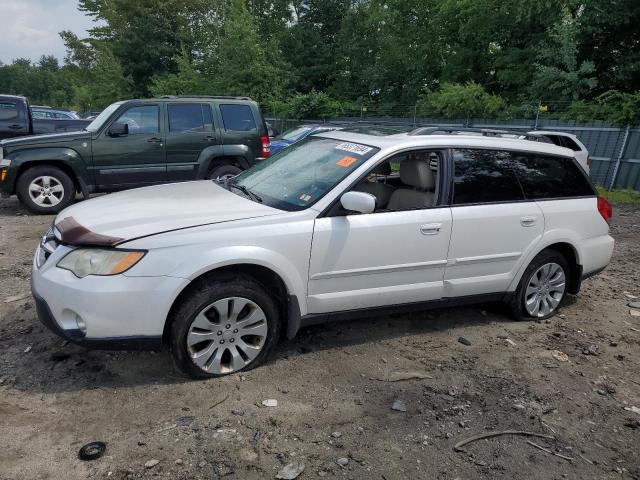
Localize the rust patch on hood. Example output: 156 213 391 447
56 216 124 246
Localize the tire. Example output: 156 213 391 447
170 273 281 379
208 162 242 180
510 249 570 321
16 165 75 214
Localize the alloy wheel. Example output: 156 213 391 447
28 176 65 207
524 262 566 317
186 297 268 374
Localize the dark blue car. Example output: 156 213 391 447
269 124 343 155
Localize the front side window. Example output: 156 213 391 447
114 105 159 135
234 137 379 211
350 150 441 212
86 101 124 132
510 153 595 199
452 149 524 205
168 103 213 132
220 104 256 132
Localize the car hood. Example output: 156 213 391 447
54 181 283 245
1 130 90 148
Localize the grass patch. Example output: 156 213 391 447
596 186 640 205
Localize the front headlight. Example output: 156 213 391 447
57 248 146 278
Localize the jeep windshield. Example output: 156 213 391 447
233 137 379 211
85 101 125 132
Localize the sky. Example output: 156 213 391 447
0 0 96 64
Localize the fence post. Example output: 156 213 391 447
533 100 541 130
609 125 630 192
413 104 417 127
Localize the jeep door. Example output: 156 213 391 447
307 150 452 314
91 103 166 189
165 103 221 181
443 149 544 297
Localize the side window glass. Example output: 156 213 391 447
452 149 524 205
561 137 582 152
351 150 440 212
114 105 159 135
168 103 208 132
510 154 594 199
0 102 20 121
220 104 256 132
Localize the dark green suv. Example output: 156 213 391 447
0 96 271 213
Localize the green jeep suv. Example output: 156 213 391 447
0 96 271 213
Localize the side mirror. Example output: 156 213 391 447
340 191 376 214
108 123 128 137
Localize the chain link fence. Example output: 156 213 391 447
266 103 639 191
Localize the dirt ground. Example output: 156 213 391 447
0 196 638 480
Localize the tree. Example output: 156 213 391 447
417 82 506 119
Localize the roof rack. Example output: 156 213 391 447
158 95 253 101
408 126 523 137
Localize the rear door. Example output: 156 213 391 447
91 103 166 188
165 102 219 181
444 149 544 297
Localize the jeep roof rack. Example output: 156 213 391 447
158 95 253 101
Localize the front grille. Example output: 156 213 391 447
37 226 59 268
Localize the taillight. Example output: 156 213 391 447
597 196 612 223
587 155 592 166
260 135 270 158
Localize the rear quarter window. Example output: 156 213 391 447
220 104 257 132
510 153 594 199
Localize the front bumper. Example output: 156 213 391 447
31 244 190 350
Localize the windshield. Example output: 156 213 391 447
277 126 312 142
85 101 125 132
234 137 379 211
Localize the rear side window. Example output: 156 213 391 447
220 104 256 132
168 103 213 132
452 149 524 205
0 102 19 121
511 154 594 199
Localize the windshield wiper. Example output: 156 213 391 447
225 179 263 203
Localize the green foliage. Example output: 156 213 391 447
417 83 507 119
596 186 640 205
1 0 639 123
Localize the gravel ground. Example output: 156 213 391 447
0 197 639 480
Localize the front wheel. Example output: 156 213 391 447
510 249 569 321
170 273 280 379
16 165 75 214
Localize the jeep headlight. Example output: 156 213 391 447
57 248 146 278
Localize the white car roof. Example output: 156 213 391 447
527 130 579 139
315 130 576 158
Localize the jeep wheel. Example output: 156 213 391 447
208 163 242 181
16 166 75 214
510 249 569 321
170 273 280 379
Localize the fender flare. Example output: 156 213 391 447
8 147 91 194
195 145 251 179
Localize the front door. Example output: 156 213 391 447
91 103 166 189
443 148 544 297
307 151 452 314
165 103 220 181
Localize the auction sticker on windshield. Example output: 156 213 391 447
335 142 373 155
336 156 358 167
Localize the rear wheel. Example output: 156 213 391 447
170 273 280 379
16 165 75 214
208 162 242 181
510 249 569 321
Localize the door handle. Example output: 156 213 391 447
147 137 163 144
204 136 217 142
420 223 442 235
520 216 537 227
7 124 23 130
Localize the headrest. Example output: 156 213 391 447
371 162 391 175
399 159 435 190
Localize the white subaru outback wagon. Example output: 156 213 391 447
31 127 614 378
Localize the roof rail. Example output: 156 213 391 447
158 95 253 101
406 126 548 142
